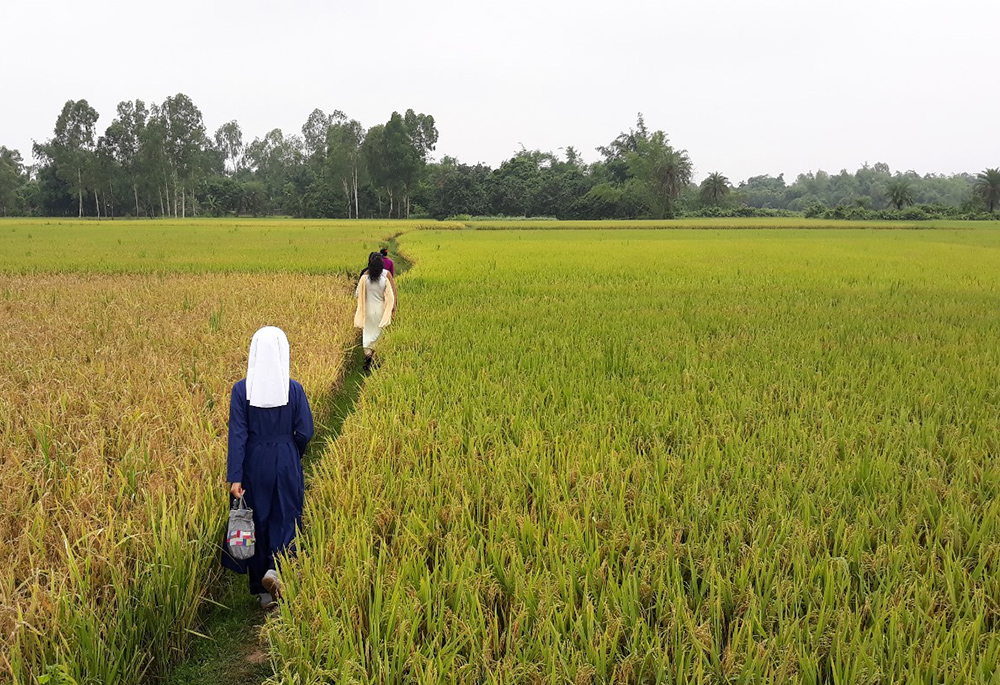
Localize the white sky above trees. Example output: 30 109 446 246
1 0 997 183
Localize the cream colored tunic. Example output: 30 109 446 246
355 272 392 349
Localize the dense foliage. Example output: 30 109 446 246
0 98 996 220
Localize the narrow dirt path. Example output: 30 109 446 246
165 239 412 685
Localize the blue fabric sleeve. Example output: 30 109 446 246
292 381 314 457
227 381 248 482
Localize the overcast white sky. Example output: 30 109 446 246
1 0 997 183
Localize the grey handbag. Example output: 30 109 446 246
227 496 255 561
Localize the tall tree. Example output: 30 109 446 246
400 110 438 217
363 113 420 218
35 99 99 217
158 93 208 217
103 100 148 216
564 146 585 170
214 120 244 177
92 135 121 218
246 129 304 214
0 146 26 216
298 109 348 217
975 168 1000 213
326 118 365 218
597 113 649 184
626 130 692 218
403 109 438 162
700 172 730 207
361 124 389 216
137 114 171 216
301 108 346 160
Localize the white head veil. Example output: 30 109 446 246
246 326 290 408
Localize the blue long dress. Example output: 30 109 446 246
222 378 313 594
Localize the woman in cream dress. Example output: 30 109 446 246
355 252 397 372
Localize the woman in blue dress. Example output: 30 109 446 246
223 326 313 609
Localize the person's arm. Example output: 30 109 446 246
292 382 314 457
227 382 248 497
387 272 398 313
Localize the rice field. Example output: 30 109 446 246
463 217 1000 231
270 228 1000 683
3 220 1000 684
0 219 410 684
0 219 455 274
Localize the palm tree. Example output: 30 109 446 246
699 172 730 207
975 168 1000 213
886 178 914 210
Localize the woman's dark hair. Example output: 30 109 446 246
367 252 384 282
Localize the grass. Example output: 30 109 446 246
0 272 358 684
0 218 409 685
268 227 1000 682
0 218 459 274
464 217 1000 230
162 575 274 685
5 220 1000 683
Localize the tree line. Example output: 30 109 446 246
0 94 998 220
